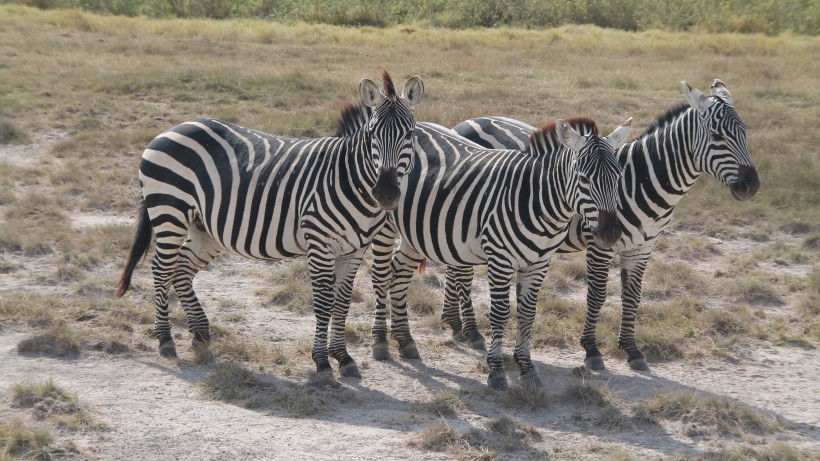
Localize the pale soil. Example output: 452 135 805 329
1 138 819 460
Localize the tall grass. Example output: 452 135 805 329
10 0 819 34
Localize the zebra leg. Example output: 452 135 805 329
387 243 425 360
513 265 549 388
455 266 486 352
171 224 223 349
150 231 187 359
618 249 652 371
485 258 514 390
329 248 366 378
306 247 337 375
441 266 464 340
580 245 615 371
370 220 397 361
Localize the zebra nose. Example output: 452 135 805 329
372 167 401 210
591 209 622 249
730 165 760 201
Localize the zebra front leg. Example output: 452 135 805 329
580 245 614 371
306 248 337 375
173 227 223 349
485 258 514 390
619 249 652 371
513 265 548 388
387 243 425 360
370 221 397 361
328 249 366 378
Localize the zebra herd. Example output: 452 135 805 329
116 71 759 390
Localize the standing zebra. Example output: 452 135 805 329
353 110 632 390
450 80 760 371
115 71 424 379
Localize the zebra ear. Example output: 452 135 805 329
360 77 385 108
681 81 711 114
710 79 734 106
401 76 424 110
605 117 632 149
555 120 585 152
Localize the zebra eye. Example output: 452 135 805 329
711 132 725 142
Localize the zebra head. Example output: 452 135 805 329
682 80 760 201
556 118 632 249
359 70 424 210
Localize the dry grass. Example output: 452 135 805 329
635 390 782 437
258 261 313 314
0 418 56 460
11 380 106 431
416 390 466 417
201 363 277 409
16 324 83 357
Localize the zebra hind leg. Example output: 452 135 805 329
172 225 223 350
150 232 188 358
580 246 614 371
455 267 486 352
388 244 425 360
442 267 465 341
512 267 548 389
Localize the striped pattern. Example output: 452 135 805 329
449 80 759 371
362 115 631 390
116 71 423 378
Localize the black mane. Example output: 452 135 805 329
334 103 372 138
641 103 689 138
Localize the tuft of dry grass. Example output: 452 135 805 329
11 379 106 431
258 261 313 313
0 119 32 145
16 324 83 357
407 273 441 316
503 380 550 411
635 390 781 437
416 390 466 417
0 418 55 460
201 363 277 409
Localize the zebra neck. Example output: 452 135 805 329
620 108 703 213
524 150 574 229
339 132 381 211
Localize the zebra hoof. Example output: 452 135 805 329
629 358 650 371
519 370 544 389
399 342 420 360
487 373 509 391
339 363 362 379
372 342 391 361
158 339 177 358
466 331 487 352
584 356 606 371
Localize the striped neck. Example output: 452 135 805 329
619 107 702 214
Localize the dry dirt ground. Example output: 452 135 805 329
1 136 819 460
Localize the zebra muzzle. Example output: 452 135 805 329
372 167 401 210
730 165 760 201
591 209 622 249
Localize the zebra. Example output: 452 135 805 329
351 109 633 390
449 79 760 371
115 70 424 379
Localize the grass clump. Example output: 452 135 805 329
202 363 276 409
485 415 542 449
11 379 105 431
259 261 312 313
0 119 32 144
0 418 55 460
635 390 781 436
416 390 465 417
407 274 441 316
16 324 83 357
503 379 550 411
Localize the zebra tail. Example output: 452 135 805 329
115 199 152 298
417 259 426 276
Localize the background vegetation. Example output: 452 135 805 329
4 0 819 34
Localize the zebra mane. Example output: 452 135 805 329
528 117 599 154
641 103 689 137
381 69 396 98
334 102 372 138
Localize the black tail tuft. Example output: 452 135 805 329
115 199 152 298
